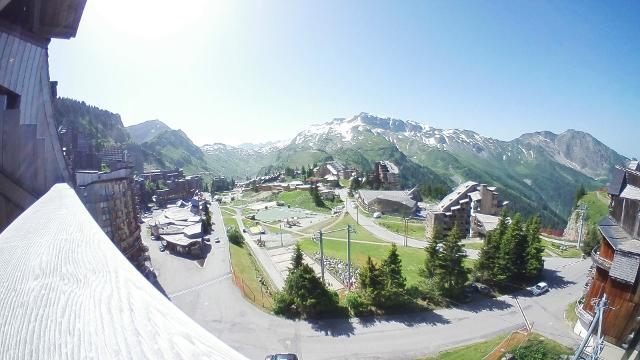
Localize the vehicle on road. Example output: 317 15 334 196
530 282 549 296
471 282 492 296
214 236 221 243
265 354 299 360
159 244 166 252
373 212 382 218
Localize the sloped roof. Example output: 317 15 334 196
0 184 247 359
358 190 416 208
598 217 640 254
620 184 640 201
437 181 478 211
610 252 640 284
608 166 626 196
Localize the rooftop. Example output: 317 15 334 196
0 184 247 359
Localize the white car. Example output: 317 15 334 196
530 282 549 296
373 212 382 219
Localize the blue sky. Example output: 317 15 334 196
49 0 639 158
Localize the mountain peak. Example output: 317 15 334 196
126 119 172 144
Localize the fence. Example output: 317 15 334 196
230 261 274 309
482 327 532 360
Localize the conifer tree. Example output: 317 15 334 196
435 224 468 297
291 243 304 271
422 225 441 279
380 243 406 306
524 216 545 279
360 256 384 307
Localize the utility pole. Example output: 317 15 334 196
356 205 359 225
280 223 283 247
347 224 352 290
404 218 408 247
319 230 324 284
572 294 608 360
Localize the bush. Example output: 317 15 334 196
227 226 243 245
512 340 551 360
418 278 445 305
345 292 367 316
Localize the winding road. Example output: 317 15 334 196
146 202 589 360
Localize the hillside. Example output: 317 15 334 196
126 120 172 144
201 143 280 179
244 113 628 227
138 129 211 174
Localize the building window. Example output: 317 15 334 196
0 86 20 110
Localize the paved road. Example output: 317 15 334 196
148 202 590 360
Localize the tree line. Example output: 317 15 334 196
273 209 546 319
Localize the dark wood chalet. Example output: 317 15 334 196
577 162 640 352
0 0 85 231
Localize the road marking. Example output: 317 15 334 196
168 273 231 298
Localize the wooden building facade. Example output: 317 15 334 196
0 0 86 231
577 163 640 352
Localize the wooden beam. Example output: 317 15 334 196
0 170 37 209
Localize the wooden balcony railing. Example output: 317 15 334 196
591 248 612 270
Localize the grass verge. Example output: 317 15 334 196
229 241 274 311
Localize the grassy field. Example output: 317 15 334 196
578 190 609 226
229 241 274 311
566 299 578 328
276 190 342 213
302 213 386 243
463 242 484 250
420 334 505 360
376 218 425 240
299 236 476 287
420 332 572 360
543 239 583 258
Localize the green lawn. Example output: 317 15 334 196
229 241 274 310
420 334 505 360
578 190 609 226
419 333 572 360
376 218 425 240
566 299 578 328
276 190 342 213
542 239 582 258
463 242 484 250
299 235 476 287
302 213 386 243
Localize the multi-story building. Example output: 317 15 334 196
575 162 640 353
0 0 82 231
76 168 151 276
374 161 401 190
425 182 505 239
154 175 203 207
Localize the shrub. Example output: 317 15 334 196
345 292 367 316
227 226 243 245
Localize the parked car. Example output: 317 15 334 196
472 282 492 296
265 354 299 360
530 282 549 296
373 212 382 219
159 244 166 252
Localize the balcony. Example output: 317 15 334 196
591 248 612 270
575 298 594 324
0 184 248 359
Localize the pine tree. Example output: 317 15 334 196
435 224 468 298
509 214 529 279
291 243 304 272
475 227 501 282
495 214 521 282
274 263 339 319
574 184 587 208
301 165 307 179
359 256 384 307
380 243 406 307
422 225 441 279
524 216 545 279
